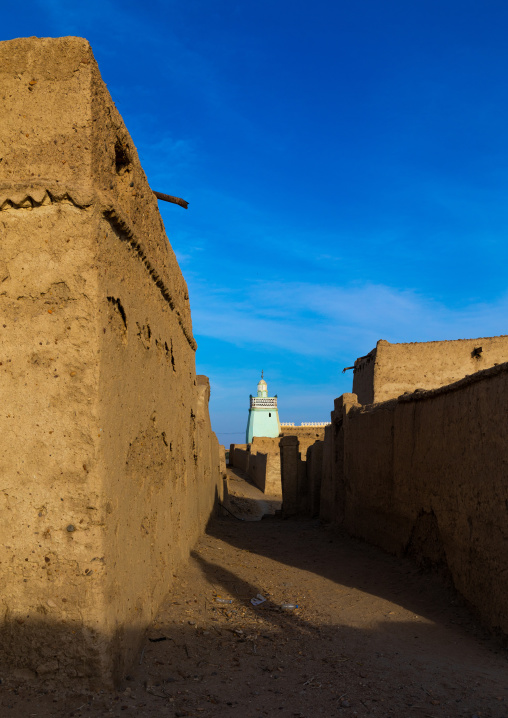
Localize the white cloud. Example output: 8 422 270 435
190 278 508 360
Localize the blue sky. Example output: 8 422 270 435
5 2 508 441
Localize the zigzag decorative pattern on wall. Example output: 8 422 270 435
0 183 197 351
0 185 93 210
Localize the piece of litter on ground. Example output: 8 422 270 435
250 593 266 606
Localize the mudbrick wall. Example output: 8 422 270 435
280 426 327 441
279 437 306 517
353 336 508 404
318 366 508 636
279 426 327 464
278 428 326 517
229 428 327 499
0 36 223 687
229 438 281 495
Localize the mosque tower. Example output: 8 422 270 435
246 372 280 443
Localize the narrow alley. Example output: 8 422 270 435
2 471 507 718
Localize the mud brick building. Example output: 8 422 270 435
352 336 508 404
0 36 223 687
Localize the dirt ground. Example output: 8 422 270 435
2 469 507 718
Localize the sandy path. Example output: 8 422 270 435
2 473 507 717
224 466 281 520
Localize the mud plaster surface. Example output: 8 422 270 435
2 478 507 718
353 337 508 405
0 35 221 682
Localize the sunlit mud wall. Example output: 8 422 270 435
229 437 281 495
320 366 508 636
353 336 508 405
0 36 222 687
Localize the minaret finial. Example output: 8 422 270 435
261 370 264 379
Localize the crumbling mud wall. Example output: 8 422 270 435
353 336 508 404
0 36 222 687
229 438 281 495
319 367 508 636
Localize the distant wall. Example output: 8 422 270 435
230 429 326 502
353 336 508 404
229 444 250 474
280 437 310 517
229 437 281 495
319 367 508 636
279 427 326 517
306 440 324 517
280 427 326 459
0 37 222 688
280 425 328 440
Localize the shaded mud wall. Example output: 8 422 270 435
305 440 324 517
280 436 307 517
279 428 327 517
320 366 508 636
317 395 358 523
0 36 222 687
351 350 376 404
353 336 508 404
229 438 281 494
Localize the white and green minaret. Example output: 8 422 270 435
246 372 280 443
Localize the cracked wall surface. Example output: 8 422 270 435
0 36 222 687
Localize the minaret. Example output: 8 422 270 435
246 372 280 443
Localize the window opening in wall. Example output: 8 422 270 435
269 412 271 417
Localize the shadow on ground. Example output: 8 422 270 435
210 503 505 649
2 514 507 718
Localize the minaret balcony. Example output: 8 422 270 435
250 397 277 408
